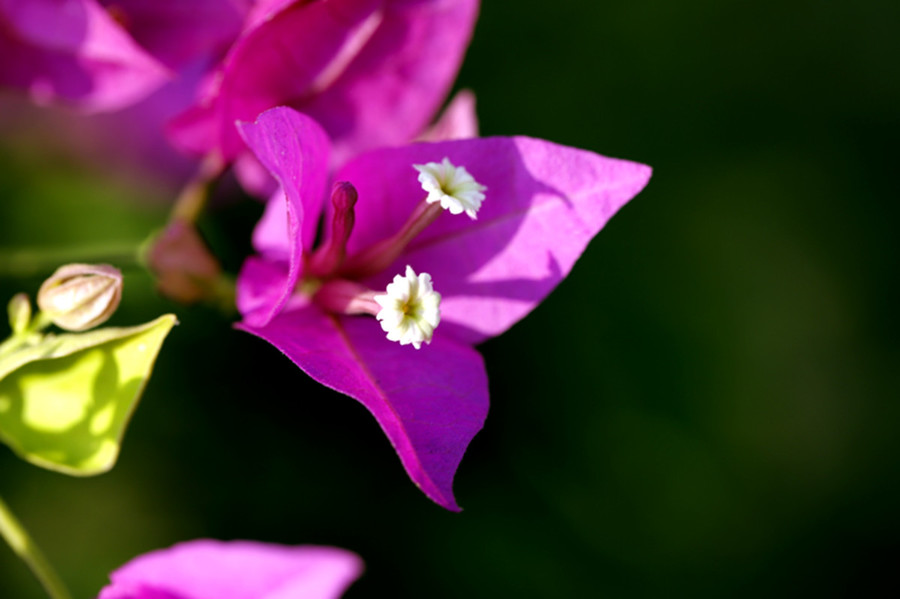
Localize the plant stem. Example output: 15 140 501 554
0 311 54 360
0 495 73 599
171 153 224 224
0 242 143 278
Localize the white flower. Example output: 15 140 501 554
414 157 486 220
374 265 441 349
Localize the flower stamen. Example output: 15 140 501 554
313 279 380 316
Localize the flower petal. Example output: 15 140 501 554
238 305 489 511
0 0 171 112
168 0 479 166
98 539 362 599
417 89 479 142
337 136 652 345
237 107 330 326
235 256 289 326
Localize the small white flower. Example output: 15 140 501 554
374 265 441 349
414 157 486 220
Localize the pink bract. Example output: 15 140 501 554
168 0 480 168
0 0 254 183
97 539 362 599
233 107 652 510
97 0 249 70
0 0 170 112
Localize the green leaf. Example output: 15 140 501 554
0 314 176 475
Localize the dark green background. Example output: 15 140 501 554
2 0 898 596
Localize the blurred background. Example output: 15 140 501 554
1 0 898 596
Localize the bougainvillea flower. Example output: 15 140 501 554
234 107 652 510
98 539 363 599
0 0 170 112
169 0 480 169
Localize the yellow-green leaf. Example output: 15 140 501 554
0 314 176 475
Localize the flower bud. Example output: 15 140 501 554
37 264 123 331
146 220 222 305
7 293 31 334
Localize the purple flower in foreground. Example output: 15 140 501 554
235 107 652 510
98 539 363 599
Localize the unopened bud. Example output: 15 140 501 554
37 264 123 331
146 220 222 304
7 293 31 334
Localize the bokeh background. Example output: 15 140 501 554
2 0 898 596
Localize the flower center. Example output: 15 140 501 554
373 266 441 350
301 159 484 347
414 157 487 220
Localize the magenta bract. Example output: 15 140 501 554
234 107 652 510
0 0 171 112
168 0 480 168
97 0 248 70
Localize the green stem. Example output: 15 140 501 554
0 242 143 278
0 495 72 599
0 311 53 360
171 153 224 224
